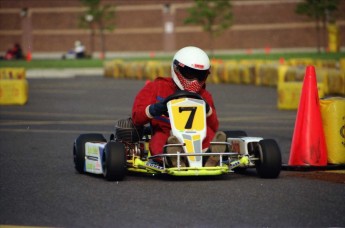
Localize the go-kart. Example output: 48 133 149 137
73 90 282 181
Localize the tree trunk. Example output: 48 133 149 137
209 31 214 59
315 17 321 53
321 13 327 52
98 19 106 59
89 27 95 57
100 29 105 59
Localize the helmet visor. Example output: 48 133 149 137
173 60 209 82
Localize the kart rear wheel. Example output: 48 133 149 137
73 133 106 174
254 139 281 178
102 141 127 181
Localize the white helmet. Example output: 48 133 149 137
171 46 210 93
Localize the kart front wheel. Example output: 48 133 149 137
254 139 281 178
102 141 127 181
73 133 106 174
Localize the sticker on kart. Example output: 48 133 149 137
168 98 206 164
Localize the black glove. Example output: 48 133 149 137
149 102 167 117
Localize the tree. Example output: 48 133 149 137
79 0 115 59
184 0 233 56
295 0 340 53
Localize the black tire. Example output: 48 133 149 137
73 133 106 174
102 141 127 181
224 130 248 138
254 139 282 178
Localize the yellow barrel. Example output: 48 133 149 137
0 79 29 105
320 97 345 164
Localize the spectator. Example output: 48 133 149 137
12 43 24 59
74 40 85 59
4 49 14 60
1 43 23 60
62 40 86 59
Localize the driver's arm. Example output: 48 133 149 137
132 82 156 126
203 93 219 133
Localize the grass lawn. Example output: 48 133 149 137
0 51 343 69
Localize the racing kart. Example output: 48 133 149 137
73 90 282 181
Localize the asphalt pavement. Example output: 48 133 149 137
0 71 344 227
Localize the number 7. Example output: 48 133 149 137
179 106 197 129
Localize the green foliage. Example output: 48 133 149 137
79 0 116 31
295 0 339 20
79 0 116 56
184 0 233 37
295 0 340 53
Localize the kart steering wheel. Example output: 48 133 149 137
163 90 203 105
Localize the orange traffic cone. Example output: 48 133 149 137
288 66 328 166
26 51 32 62
279 57 285 65
149 52 155 58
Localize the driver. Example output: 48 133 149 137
132 46 226 167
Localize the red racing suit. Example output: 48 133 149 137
132 77 219 156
